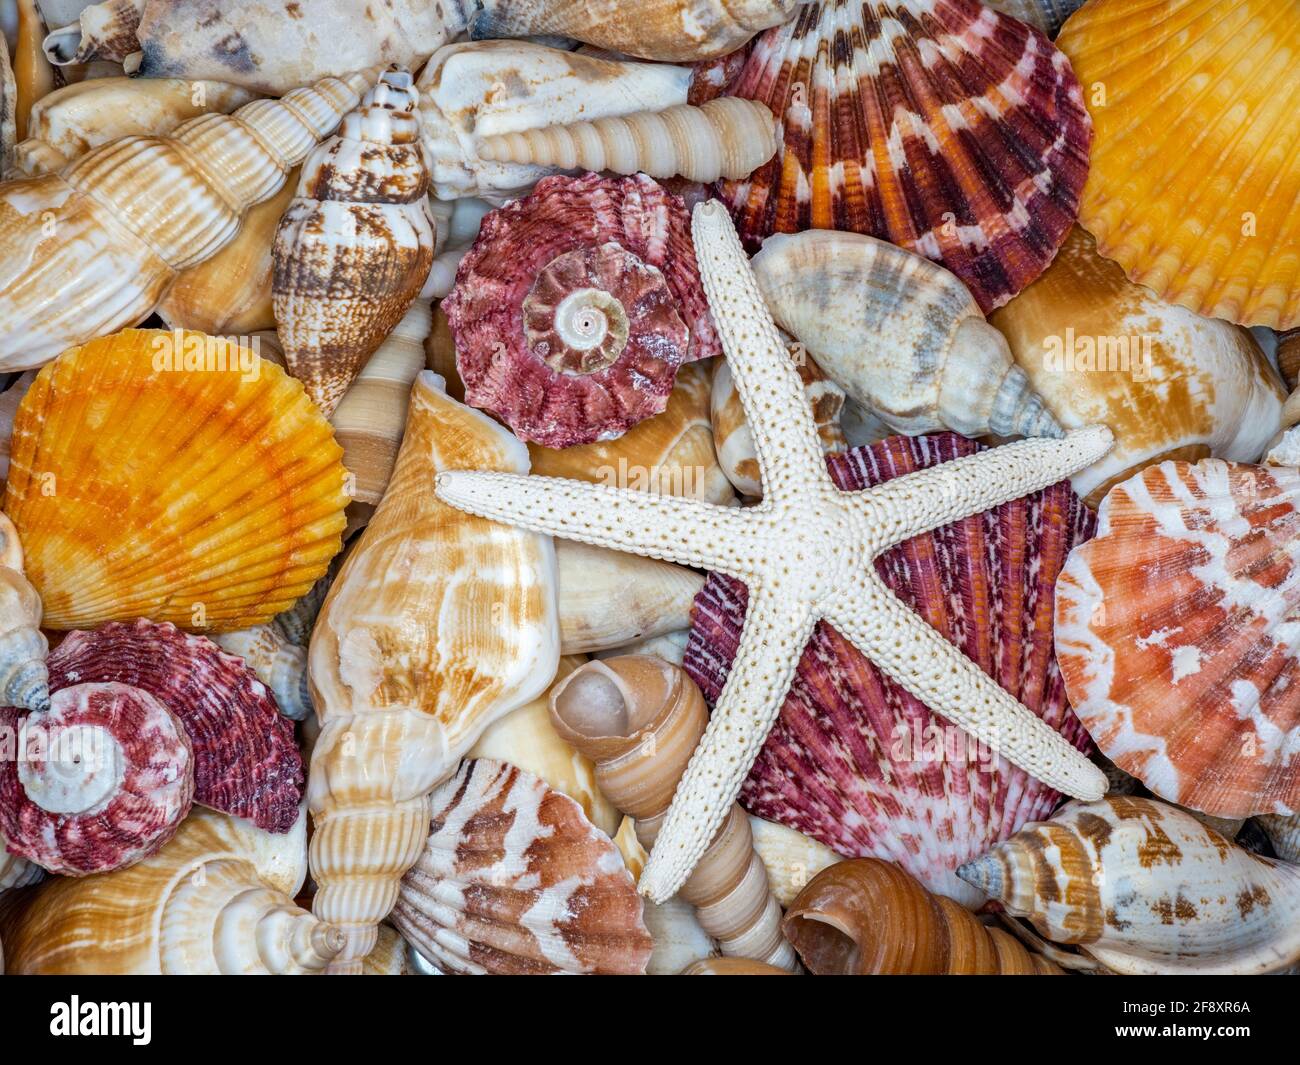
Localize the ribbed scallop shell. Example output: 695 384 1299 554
1054 459 1300 819
0 682 194 875
47 620 304 832
443 172 721 448
390 758 652 975
721 0 1092 312
3 329 348 631
1058 0 1300 329
684 431 1095 906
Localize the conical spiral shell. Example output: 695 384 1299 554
750 230 1062 440
13 77 260 176
0 806 342 974
784 859 1062 974
958 796 1300 975
0 511 48 713
467 0 796 62
273 70 435 417
3 329 349 631
0 71 369 372
476 98 778 184
550 655 798 970
308 371 559 971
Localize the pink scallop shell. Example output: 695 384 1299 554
0 682 194 875
684 431 1095 905
46 620 303 832
444 172 721 449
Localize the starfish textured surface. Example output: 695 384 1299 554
437 200 1113 903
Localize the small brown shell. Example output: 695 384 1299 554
390 758 652 975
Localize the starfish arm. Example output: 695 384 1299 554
691 201 829 497
638 586 818 904
823 576 1107 801
435 470 757 576
844 426 1114 547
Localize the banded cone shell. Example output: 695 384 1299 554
685 432 1096 907
476 98 778 184
466 0 796 62
0 512 48 713
416 41 695 203
273 69 435 418
720 0 1092 313
42 0 143 64
308 372 559 971
3 330 349 631
1059 0 1300 329
1055 459 1300 818
0 71 369 372
47 620 304 832
550 655 799 970
212 626 312 723
751 230 1063 439
329 299 433 508
784 858 1062 974
0 682 195 875
712 346 846 498
990 227 1285 507
14 77 260 176
958 796 1300 975
0 806 344 974
391 759 652 975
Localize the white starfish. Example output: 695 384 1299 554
437 200 1113 903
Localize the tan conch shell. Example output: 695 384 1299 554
0 512 48 713
416 41 695 202
784 858 1062 975
747 816 839 908
712 346 846 498
308 370 560 971
556 541 704 656
990 227 1285 506
751 229 1063 440
330 299 433 509
0 70 369 372
14 0 56 142
13 76 259 175
476 98 778 184
468 655 621 839
274 70 434 417
528 361 735 506
213 625 311 722
42 0 143 64
466 0 795 62
550 655 798 970
958 796 1300 975
0 806 343 974
155 172 294 336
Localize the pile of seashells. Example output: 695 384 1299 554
0 0 1298 977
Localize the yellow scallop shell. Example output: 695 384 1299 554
3 328 348 631
1060 0 1300 329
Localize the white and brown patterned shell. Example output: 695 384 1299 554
391 758 652 975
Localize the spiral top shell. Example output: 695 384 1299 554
720 0 1092 312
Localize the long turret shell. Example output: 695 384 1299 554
751 230 1062 440
0 511 48 712
273 69 434 417
13 76 259 175
0 806 343 974
466 0 795 62
958 796 1300 975
477 98 777 184
0 71 369 372
416 41 695 202
308 371 559 971
784 858 1061 974
550 655 798 970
